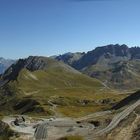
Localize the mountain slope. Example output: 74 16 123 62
55 52 85 67
55 44 140 90
0 56 123 117
102 90 140 140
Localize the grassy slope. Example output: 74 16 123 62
82 60 140 90
59 136 84 140
4 67 125 117
0 56 126 117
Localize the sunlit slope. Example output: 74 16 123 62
16 69 102 94
0 56 126 117
5 56 103 96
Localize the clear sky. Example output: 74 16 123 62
0 0 140 59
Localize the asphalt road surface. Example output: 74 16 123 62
34 122 48 140
87 99 140 139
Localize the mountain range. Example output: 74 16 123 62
55 44 140 90
0 44 140 115
1 44 140 140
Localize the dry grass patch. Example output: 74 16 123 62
57 105 108 118
59 135 84 140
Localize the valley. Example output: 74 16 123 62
0 45 140 139
1 0 140 138
2 97 140 140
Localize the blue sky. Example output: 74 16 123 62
0 0 140 59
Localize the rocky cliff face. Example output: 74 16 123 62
56 44 140 70
55 44 140 89
72 44 131 70
2 56 80 81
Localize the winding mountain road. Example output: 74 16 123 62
35 99 140 140
87 99 140 139
3 99 140 140
34 119 78 140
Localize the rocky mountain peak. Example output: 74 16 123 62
1 56 52 81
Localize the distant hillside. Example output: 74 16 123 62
0 56 123 117
55 44 140 90
55 52 85 66
0 58 15 74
